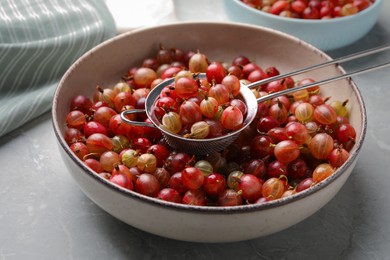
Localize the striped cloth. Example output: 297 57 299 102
0 0 116 137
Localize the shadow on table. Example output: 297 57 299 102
327 22 390 62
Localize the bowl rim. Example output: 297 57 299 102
52 21 367 214
228 0 382 24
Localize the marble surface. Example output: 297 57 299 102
1 1 390 259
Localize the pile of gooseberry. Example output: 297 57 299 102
64 44 357 206
241 0 375 19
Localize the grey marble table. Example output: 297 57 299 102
1 1 390 259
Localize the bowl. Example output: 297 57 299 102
52 22 367 243
223 0 383 51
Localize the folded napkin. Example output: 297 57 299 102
0 0 116 137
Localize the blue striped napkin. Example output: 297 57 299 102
0 0 116 137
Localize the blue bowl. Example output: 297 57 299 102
223 0 383 51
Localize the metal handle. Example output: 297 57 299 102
120 109 157 128
254 61 390 104
246 44 390 90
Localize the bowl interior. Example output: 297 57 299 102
53 22 366 210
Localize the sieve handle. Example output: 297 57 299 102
120 109 157 128
255 61 390 104
246 44 390 90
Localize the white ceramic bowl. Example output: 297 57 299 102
223 0 383 51
52 22 367 243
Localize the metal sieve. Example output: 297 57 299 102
121 74 258 155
